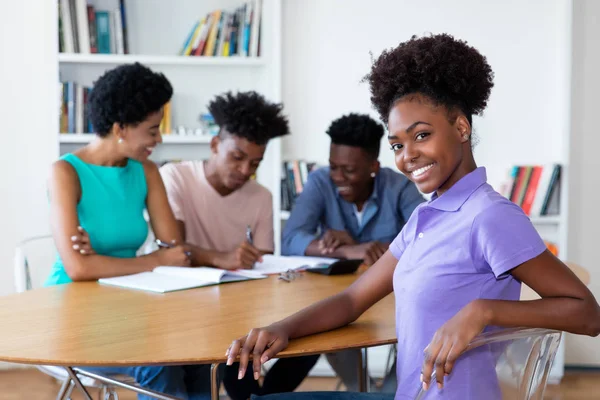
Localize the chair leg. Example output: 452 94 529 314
210 363 220 400
107 387 119 400
55 378 72 400
64 381 75 400
357 348 369 392
64 367 93 400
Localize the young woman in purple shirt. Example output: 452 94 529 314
224 34 600 400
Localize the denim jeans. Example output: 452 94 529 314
251 393 395 400
84 364 224 400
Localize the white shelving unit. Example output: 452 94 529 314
57 0 284 254
58 53 266 66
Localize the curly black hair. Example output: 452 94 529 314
364 33 494 125
88 62 173 136
208 91 289 145
326 113 385 159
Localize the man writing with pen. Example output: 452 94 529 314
158 91 287 271
159 91 319 399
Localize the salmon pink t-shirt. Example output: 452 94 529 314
159 161 274 252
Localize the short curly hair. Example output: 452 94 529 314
364 33 494 125
208 91 289 145
88 62 173 136
326 113 385 159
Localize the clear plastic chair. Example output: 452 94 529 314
414 327 562 400
13 235 126 400
251 327 561 400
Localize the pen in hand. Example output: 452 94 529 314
246 225 253 245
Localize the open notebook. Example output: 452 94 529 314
98 267 266 293
250 255 338 275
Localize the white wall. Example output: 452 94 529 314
281 0 572 191
565 0 600 367
0 1 58 296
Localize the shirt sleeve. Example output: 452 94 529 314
470 202 547 278
389 203 421 260
397 178 425 222
253 191 274 252
281 171 326 255
159 164 185 222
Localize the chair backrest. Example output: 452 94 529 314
414 327 562 400
14 235 56 292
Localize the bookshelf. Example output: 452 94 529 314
505 163 569 384
56 0 285 254
58 53 266 66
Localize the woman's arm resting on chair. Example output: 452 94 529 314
226 250 398 381
422 250 600 390
48 161 188 281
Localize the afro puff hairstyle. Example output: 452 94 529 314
326 113 385 159
208 91 290 146
88 62 173 137
364 33 494 125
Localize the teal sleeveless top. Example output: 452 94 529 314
45 153 149 286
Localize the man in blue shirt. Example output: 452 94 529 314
282 113 424 264
281 113 424 391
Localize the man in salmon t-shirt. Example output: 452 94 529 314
160 91 319 399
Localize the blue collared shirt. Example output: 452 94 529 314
282 167 425 255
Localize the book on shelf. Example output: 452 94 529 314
98 266 266 293
59 0 128 55
59 81 93 134
159 101 172 134
281 160 318 212
500 164 561 217
178 0 262 58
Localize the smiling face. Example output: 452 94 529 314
116 109 164 161
387 95 475 195
329 144 379 205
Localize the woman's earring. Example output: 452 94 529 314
370 172 376 178
118 138 123 144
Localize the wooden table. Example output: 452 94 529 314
0 271 396 399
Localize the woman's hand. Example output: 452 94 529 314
421 300 489 391
70 226 96 255
226 324 290 381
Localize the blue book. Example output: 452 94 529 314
95 11 111 54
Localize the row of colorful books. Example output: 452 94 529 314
59 0 128 54
60 81 93 134
281 160 318 211
500 164 561 216
60 83 171 135
179 0 261 57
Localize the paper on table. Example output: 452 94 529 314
249 255 338 275
98 266 266 293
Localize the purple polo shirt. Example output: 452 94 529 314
390 167 546 400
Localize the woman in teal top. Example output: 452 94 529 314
47 63 217 400
45 153 155 285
